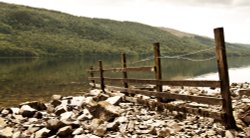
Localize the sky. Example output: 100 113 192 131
1 0 250 44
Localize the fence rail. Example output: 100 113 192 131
87 27 237 129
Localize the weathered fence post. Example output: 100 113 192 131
214 27 237 129
153 42 162 92
121 53 128 88
99 60 105 92
90 66 96 88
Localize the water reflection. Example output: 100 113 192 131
0 56 250 106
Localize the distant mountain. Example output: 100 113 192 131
1 2 250 57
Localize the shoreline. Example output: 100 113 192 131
0 82 250 137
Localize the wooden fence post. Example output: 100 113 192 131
99 60 105 92
153 42 162 92
214 27 237 129
121 53 129 88
90 66 96 88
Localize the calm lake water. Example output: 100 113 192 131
1 56 250 107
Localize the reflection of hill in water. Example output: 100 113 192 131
0 57 250 106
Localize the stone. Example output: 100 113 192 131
54 105 67 116
83 97 97 107
34 111 43 119
106 121 120 131
89 89 102 96
206 130 216 136
77 108 93 121
70 96 85 106
20 101 47 111
10 107 20 114
19 105 37 117
57 126 73 137
88 101 123 121
46 118 66 131
51 95 62 101
72 127 84 135
239 89 250 97
157 128 171 137
94 124 107 137
242 98 250 103
51 100 61 107
115 116 128 123
0 117 6 127
93 94 109 102
1 109 10 117
35 128 50 138
225 130 235 138
106 95 123 105
90 119 104 130
60 111 73 121
127 121 135 132
0 127 13 138
245 127 250 137
12 131 21 138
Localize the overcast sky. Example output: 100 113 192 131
1 0 250 44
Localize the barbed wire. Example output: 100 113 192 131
129 47 215 64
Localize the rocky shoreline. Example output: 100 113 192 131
0 82 250 138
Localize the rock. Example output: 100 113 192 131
12 131 21 138
1 109 10 117
70 96 85 106
115 116 128 123
56 126 73 137
239 89 250 97
10 107 20 114
46 118 66 131
157 128 171 137
19 105 37 117
60 111 73 121
225 130 235 138
106 95 123 105
106 121 120 131
94 124 107 137
83 97 98 107
245 127 250 137
50 100 61 107
34 111 43 119
93 94 109 102
0 117 6 127
20 101 47 111
0 127 13 138
72 127 84 135
77 108 93 121
88 101 123 121
119 123 127 133
51 95 62 101
206 130 216 136
89 89 102 96
90 119 104 130
35 128 50 138
127 121 135 132
242 98 250 103
54 105 67 116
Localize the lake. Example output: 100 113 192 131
1 56 250 107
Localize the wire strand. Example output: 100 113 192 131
129 47 215 64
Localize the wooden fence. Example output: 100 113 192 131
88 27 237 129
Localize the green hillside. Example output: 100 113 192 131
1 2 250 57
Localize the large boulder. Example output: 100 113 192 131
87 101 123 121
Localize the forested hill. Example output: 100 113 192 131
1 2 250 57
